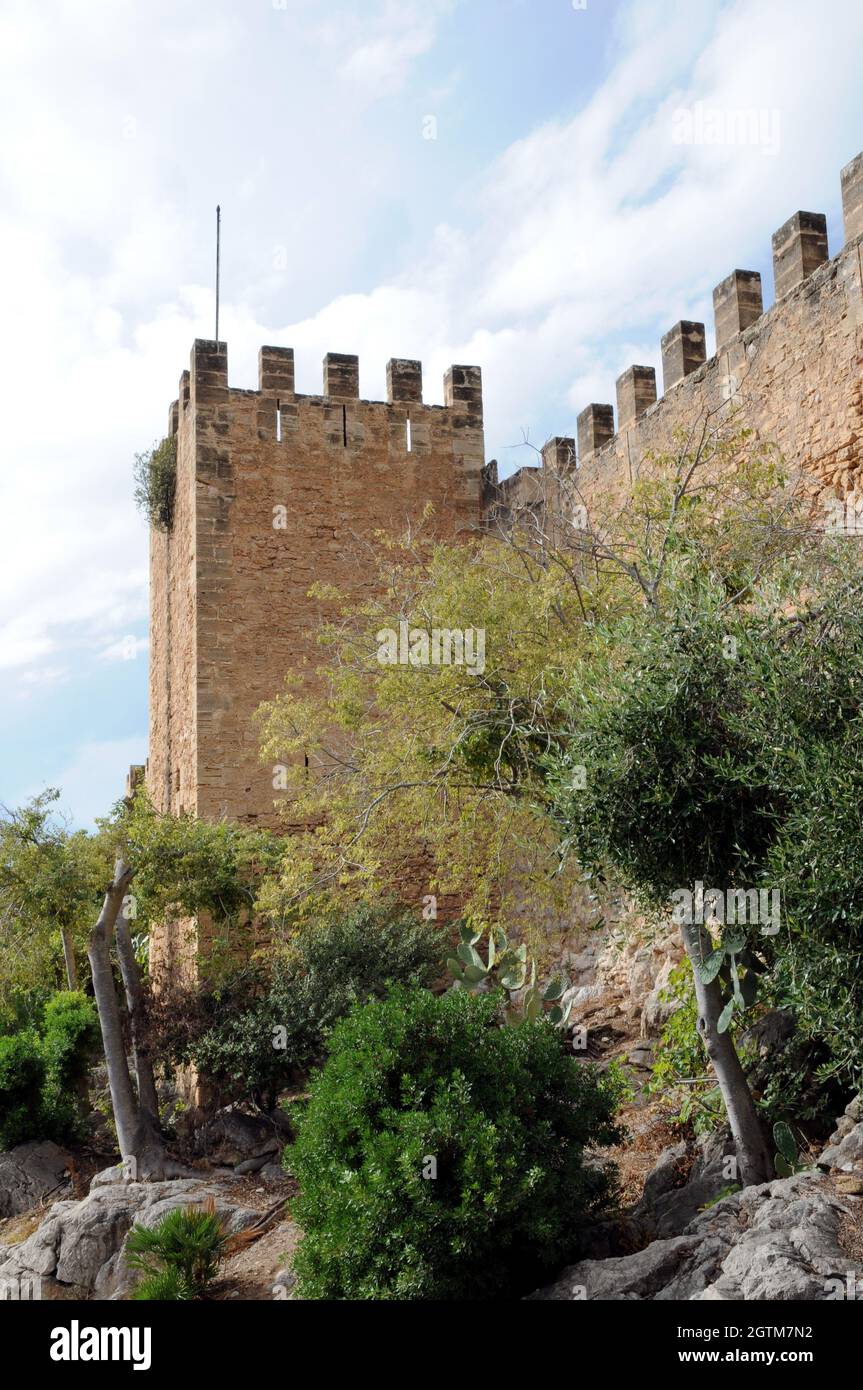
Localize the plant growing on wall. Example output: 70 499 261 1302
134 434 178 532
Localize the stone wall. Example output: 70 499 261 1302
493 149 863 516
144 149 863 981
146 344 487 975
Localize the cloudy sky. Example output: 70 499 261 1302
1 0 862 827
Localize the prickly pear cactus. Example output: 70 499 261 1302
447 923 572 1029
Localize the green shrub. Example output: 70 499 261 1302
0 991 99 1148
131 1267 194 1301
290 986 621 1300
158 904 445 1109
0 1031 45 1150
127 1202 230 1300
39 991 101 1137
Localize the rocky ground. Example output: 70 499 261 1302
1 922 861 1302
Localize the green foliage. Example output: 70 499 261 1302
39 990 101 1138
0 1031 45 1149
133 435 178 532
447 922 572 1027
0 791 109 1012
154 904 444 1109
290 986 621 1300
764 735 863 1093
130 1267 194 1301
550 551 863 1114
119 789 284 959
127 1202 230 1299
548 600 787 905
0 991 99 1147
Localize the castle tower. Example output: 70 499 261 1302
147 343 486 974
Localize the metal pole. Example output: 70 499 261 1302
215 205 221 344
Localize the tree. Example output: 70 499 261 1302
0 792 107 1014
256 418 828 1185
0 789 283 1178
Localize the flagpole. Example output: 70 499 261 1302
215 205 221 344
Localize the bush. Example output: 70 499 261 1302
127 1201 230 1300
290 987 621 1300
40 991 101 1136
0 991 99 1148
0 1032 45 1150
157 904 445 1109
133 435 178 532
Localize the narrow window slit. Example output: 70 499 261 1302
342 404 348 448
406 416 412 453
276 398 282 443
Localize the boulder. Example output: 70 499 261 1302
819 1120 863 1173
0 1174 263 1301
194 1107 282 1166
529 1173 861 1300
633 1130 739 1239
0 1142 71 1219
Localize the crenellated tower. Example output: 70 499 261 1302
146 345 487 971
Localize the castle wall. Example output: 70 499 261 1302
145 149 863 982
493 149 863 515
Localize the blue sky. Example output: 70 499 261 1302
1 0 862 827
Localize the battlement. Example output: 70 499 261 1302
494 147 863 508
168 341 483 428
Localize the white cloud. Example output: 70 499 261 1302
1 0 862 719
323 0 456 95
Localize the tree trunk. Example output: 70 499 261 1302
681 921 774 1187
60 926 78 990
114 902 161 1128
87 860 166 1180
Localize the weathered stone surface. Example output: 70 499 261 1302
529 1174 861 1301
0 1142 70 1219
819 1120 863 1173
616 366 657 428
577 403 615 459
148 343 486 979
633 1130 737 1240
194 1107 283 1166
772 211 829 300
713 270 763 351
0 1175 262 1301
661 320 706 392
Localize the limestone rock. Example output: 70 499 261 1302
0 1177 262 1300
194 1107 282 1166
0 1142 71 1219
529 1173 861 1301
819 1120 863 1173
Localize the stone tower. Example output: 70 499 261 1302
143 149 863 977
146 344 486 972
